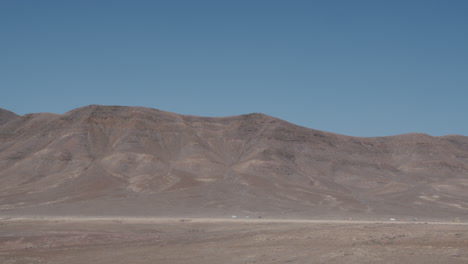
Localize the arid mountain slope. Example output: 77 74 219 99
1 105 468 219
0 108 19 126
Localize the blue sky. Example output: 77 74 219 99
1 0 467 137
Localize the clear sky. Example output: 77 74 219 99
1 0 467 137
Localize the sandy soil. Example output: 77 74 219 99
1 217 467 264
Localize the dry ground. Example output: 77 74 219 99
0 217 467 264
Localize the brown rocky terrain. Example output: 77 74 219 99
1 105 468 220
1 218 468 264
0 109 19 126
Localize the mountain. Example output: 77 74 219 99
0 108 19 126
1 105 467 220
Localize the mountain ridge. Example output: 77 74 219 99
2 105 466 138
1 105 467 220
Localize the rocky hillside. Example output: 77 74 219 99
1 105 467 219
0 108 19 126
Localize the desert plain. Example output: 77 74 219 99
1 217 468 264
